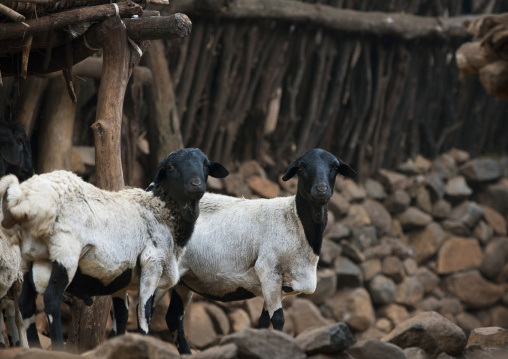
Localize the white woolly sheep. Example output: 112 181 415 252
110 148 356 354
0 119 33 349
0 148 228 350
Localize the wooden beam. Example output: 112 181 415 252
168 0 479 40
123 13 192 41
0 1 142 40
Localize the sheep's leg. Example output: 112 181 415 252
166 284 193 354
255 262 284 330
137 263 162 335
11 281 28 348
109 290 129 338
3 299 19 346
19 269 40 348
0 306 5 348
44 261 70 351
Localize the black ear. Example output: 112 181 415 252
209 162 229 178
336 159 357 178
282 159 298 181
154 162 172 184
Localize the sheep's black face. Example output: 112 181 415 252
0 120 34 181
153 148 228 222
282 148 356 223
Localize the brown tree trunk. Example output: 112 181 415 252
37 75 78 173
144 39 183 175
67 15 132 353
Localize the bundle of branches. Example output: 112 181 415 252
0 0 190 96
456 13 508 101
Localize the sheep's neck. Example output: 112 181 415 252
295 192 327 256
154 188 195 248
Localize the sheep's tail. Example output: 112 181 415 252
0 174 22 229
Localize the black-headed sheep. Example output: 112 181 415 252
0 148 228 350
111 148 356 354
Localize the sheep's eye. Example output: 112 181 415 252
298 165 304 172
332 163 339 171
168 165 175 172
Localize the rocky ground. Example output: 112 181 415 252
2 148 508 358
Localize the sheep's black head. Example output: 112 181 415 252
152 148 229 222
282 148 356 223
0 120 34 182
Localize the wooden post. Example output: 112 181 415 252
37 75 78 173
144 39 183 175
66 15 132 353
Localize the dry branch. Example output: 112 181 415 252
123 13 191 41
168 0 476 40
0 2 25 22
0 1 142 40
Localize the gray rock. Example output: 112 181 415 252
460 158 502 183
376 169 409 192
347 338 408 359
415 188 432 214
448 201 484 229
408 222 447 263
431 154 457 180
304 269 337 305
397 207 433 230
334 256 363 288
404 347 431 359
351 226 378 251
480 236 508 279
394 276 424 306
444 270 503 308
220 328 306 359
382 256 404 283
327 288 375 332
90 333 180 359
414 267 440 294
361 259 382 281
329 192 351 218
190 343 239 359
365 178 387 200
426 174 446 199
319 238 342 267
326 223 351 244
445 175 472 199
363 199 393 236
447 148 470 164
296 322 356 355
382 311 466 356
342 179 367 202
340 240 366 264
368 274 397 305
431 198 452 219
384 190 411 214
473 220 494 245
476 181 508 216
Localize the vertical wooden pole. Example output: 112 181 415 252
144 39 183 176
37 75 78 173
67 15 131 353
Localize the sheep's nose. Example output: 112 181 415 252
316 184 328 193
190 179 203 187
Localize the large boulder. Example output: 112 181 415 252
382 311 466 356
444 270 503 308
295 322 356 355
89 333 180 359
219 328 306 359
